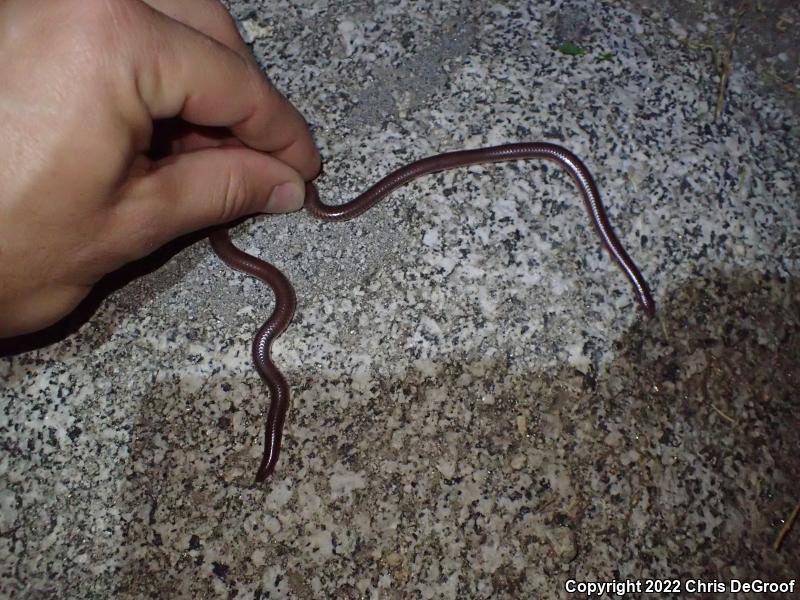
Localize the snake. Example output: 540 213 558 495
208 142 655 483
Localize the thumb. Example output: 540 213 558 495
118 146 306 253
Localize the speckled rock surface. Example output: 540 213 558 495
2 0 799 598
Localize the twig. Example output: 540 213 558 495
710 404 737 426
712 1 749 119
773 499 800 551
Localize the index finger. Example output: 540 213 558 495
129 1 320 180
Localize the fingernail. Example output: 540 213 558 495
266 181 305 213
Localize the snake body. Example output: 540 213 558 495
209 142 655 482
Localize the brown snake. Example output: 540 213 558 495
209 142 655 483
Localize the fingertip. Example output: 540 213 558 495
272 134 322 182
265 181 305 213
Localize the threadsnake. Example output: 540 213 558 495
209 142 655 483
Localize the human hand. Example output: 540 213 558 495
0 0 321 337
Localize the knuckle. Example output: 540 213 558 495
49 0 148 76
69 0 140 47
107 190 166 264
219 164 252 222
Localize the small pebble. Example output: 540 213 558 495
546 527 578 562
